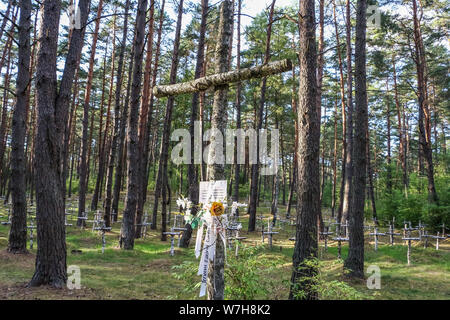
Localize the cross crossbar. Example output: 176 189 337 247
153 59 293 98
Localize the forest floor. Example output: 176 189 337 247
0 201 449 300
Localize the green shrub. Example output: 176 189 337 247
171 245 280 300
290 257 366 300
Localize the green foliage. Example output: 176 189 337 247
224 245 280 300
290 257 365 300
317 280 367 300
377 169 450 230
171 260 201 299
171 245 281 300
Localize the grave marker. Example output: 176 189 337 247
432 232 445 250
385 222 400 246
262 219 279 250
369 227 386 251
421 230 433 249
27 220 37 249
320 225 334 251
94 220 112 254
163 231 181 256
402 224 421 266
332 221 349 259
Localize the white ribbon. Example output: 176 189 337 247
198 225 211 297
195 223 204 259
197 214 231 297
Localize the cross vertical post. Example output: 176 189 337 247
153 0 292 300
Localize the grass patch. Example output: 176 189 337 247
0 202 449 300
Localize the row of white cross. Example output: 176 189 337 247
0 200 447 263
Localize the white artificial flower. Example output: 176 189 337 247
176 198 185 209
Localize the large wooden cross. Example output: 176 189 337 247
153 0 292 300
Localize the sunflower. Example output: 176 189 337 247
210 202 225 217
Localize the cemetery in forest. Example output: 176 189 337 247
0 0 449 302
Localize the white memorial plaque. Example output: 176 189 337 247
199 180 227 204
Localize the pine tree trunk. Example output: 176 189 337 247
342 0 354 224
91 40 111 211
344 0 367 279
120 0 149 250
232 0 242 205
153 0 183 240
135 1 155 239
412 0 438 204
104 0 130 227
386 78 392 194
78 0 103 226
29 0 67 288
286 61 297 219
112 33 134 222
367 128 377 221
332 0 347 224
59 0 90 204
331 99 338 218
392 57 408 193
316 0 325 236
248 0 276 233
0 0 13 43
0 37 13 181
180 0 208 248
8 0 31 254
147 0 166 230
289 0 319 301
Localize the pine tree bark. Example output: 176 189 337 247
145 0 165 230
386 78 392 194
0 0 13 43
135 1 156 239
8 0 31 254
412 0 438 204
232 0 242 205
29 0 67 288
342 0 354 224
120 0 149 250
180 0 208 248
0 40 12 194
104 0 130 227
153 0 183 240
59 0 90 203
112 34 135 222
286 61 297 219
331 99 338 217
248 0 276 232
91 39 110 211
393 57 408 193
367 128 377 221
77 0 103 226
344 0 367 279
289 0 319 301
332 0 347 224
92 16 117 212
316 0 325 234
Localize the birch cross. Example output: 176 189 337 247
153 0 292 301
153 59 292 98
